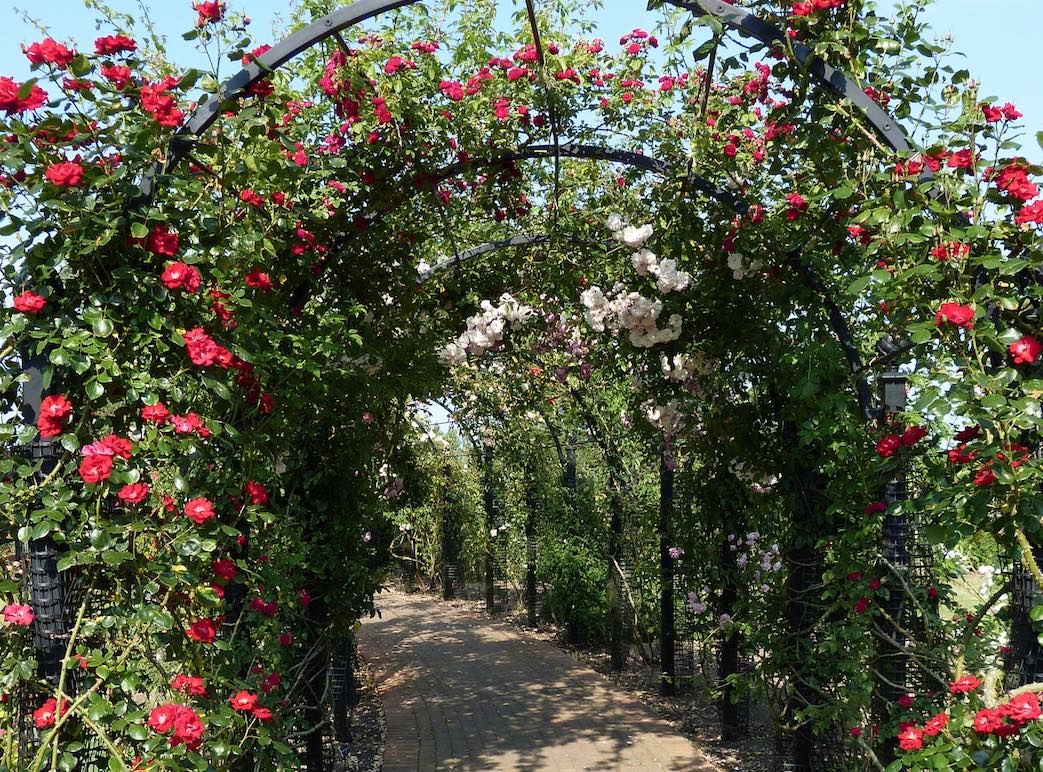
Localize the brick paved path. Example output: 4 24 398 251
358 591 716 771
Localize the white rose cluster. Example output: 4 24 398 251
659 352 714 382
727 251 763 280
608 216 690 294
437 292 533 366
580 285 683 348
644 399 685 434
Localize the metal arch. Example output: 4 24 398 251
286 139 739 308
419 233 616 283
421 235 552 281
431 142 747 213
138 0 925 196
666 0 919 158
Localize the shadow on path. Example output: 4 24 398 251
358 590 716 771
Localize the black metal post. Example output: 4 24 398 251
525 464 538 626
19 344 72 687
301 586 329 771
608 483 627 672
719 520 745 740
660 448 676 695
874 364 908 764
330 633 356 744
780 419 827 772
441 466 457 601
483 444 495 614
564 434 577 490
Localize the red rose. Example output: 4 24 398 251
0 76 47 114
1017 200 1043 227
243 480 268 506
901 426 928 447
38 394 73 438
24 38 77 69
864 501 886 516
212 559 237 580
183 327 227 367
100 434 133 459
948 444 975 465
972 707 1004 734
244 269 273 291
973 467 997 487
869 579 881 591
171 706 204 748
12 291 46 314
141 402 170 425
949 675 982 694
278 631 293 646
854 597 868 613
229 691 257 711
171 675 206 697
1003 692 1041 725
43 161 84 187
954 425 981 442
100 64 133 89
79 455 114 484
184 497 215 525
934 302 975 329
251 706 273 721
2 603 34 626
1009 336 1042 365
145 225 179 256
185 619 216 643
927 587 938 599
117 483 150 504
896 725 923 751
139 76 185 127
94 35 137 55
192 1 224 25
161 262 201 292
148 704 178 733
171 413 208 436
875 435 902 458
33 698 58 729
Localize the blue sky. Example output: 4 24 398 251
0 1 1038 159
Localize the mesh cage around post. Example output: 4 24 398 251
772 724 855 772
671 566 695 693
329 632 357 766
1004 545 1043 689
492 531 510 613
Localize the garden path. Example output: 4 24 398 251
358 590 715 771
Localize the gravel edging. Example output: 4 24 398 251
334 652 386 772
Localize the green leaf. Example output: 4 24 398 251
201 375 232 401
126 724 148 741
1030 605 1043 623
91 317 114 337
130 223 149 239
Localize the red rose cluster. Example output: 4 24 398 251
972 693 1042 736
875 425 927 458
147 703 204 749
37 395 73 438
0 76 47 113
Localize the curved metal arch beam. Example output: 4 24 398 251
138 0 424 197
286 139 730 308
666 0 918 159
433 142 746 213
